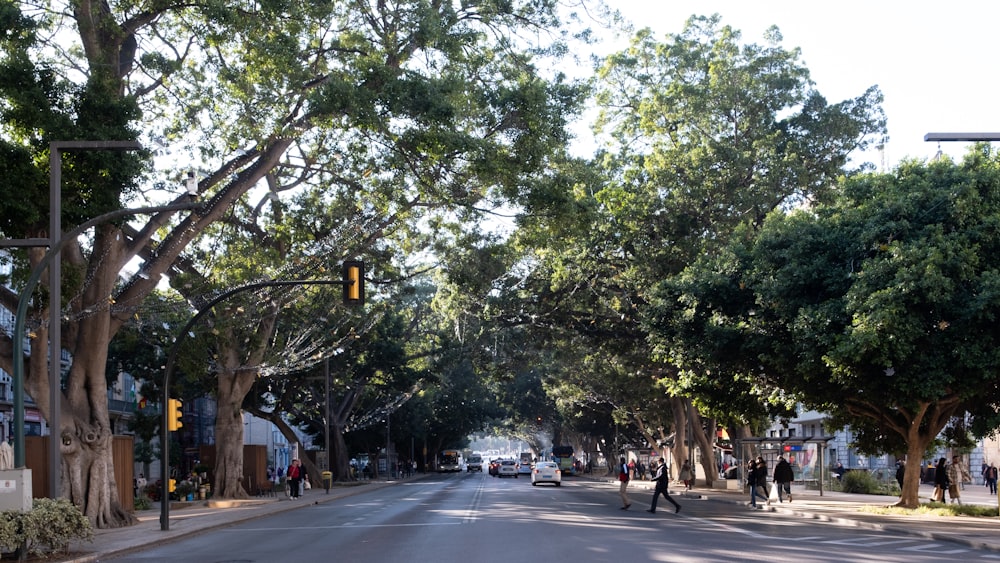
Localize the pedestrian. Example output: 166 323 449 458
747 458 764 508
135 473 146 498
982 461 990 487
894 461 905 490
833 462 845 482
960 457 972 491
773 456 794 503
753 456 769 506
647 458 680 514
986 463 998 495
617 457 631 510
287 458 303 499
679 460 694 490
627 458 636 480
947 455 963 504
932 457 949 502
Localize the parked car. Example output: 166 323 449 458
467 455 484 472
498 459 519 478
531 461 561 486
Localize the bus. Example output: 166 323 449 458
519 452 534 474
552 445 575 476
438 449 463 472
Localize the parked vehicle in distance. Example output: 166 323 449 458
519 452 534 475
531 461 561 486
498 459 519 478
467 455 484 472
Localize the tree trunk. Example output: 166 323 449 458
330 422 353 481
63 422 135 528
670 396 689 477
213 395 249 499
690 407 716 488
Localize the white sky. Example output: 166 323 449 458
597 0 1000 170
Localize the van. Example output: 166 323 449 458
467 455 484 472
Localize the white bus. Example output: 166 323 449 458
438 449 464 472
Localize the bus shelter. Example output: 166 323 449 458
737 436 836 496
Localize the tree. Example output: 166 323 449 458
490 14 886 485
0 0 587 525
675 150 1000 507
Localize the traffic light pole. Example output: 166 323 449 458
160 272 362 531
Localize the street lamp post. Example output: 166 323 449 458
2 155 199 503
0 141 146 498
159 276 360 530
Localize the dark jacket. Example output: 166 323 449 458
933 463 950 488
753 460 768 485
652 463 669 490
773 459 793 484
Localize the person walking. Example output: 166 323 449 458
747 458 765 508
647 458 681 514
287 458 303 499
773 456 794 503
617 457 631 510
985 463 998 495
947 455 963 504
679 460 694 490
753 456 770 506
932 457 949 502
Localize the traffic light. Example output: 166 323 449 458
343 260 365 306
167 398 183 432
168 479 176 493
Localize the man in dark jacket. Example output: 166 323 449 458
647 458 680 514
773 456 794 503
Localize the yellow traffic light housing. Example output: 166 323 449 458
343 260 365 306
167 398 183 432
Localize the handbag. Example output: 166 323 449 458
932 485 943 502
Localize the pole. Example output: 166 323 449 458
10 199 196 470
159 277 355 530
48 148 62 498
2 141 142 485
324 357 330 473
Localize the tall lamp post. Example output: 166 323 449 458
160 268 363 530
925 131 1000 515
0 140 201 500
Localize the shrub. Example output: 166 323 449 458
0 498 93 558
134 496 152 510
840 470 883 494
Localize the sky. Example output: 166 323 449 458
598 0 1000 170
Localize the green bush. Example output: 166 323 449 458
0 498 93 557
134 496 152 510
840 470 885 494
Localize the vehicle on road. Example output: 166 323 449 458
551 445 575 476
467 455 484 472
498 459 519 478
518 452 534 475
531 461 561 486
438 449 463 472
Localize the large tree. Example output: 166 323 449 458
671 151 1000 507
0 0 587 526
489 14 886 483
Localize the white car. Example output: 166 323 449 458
497 459 519 478
531 461 561 486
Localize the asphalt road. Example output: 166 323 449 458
104 472 999 562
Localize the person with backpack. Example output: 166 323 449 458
617 456 632 510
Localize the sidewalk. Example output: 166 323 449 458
58 475 999 561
